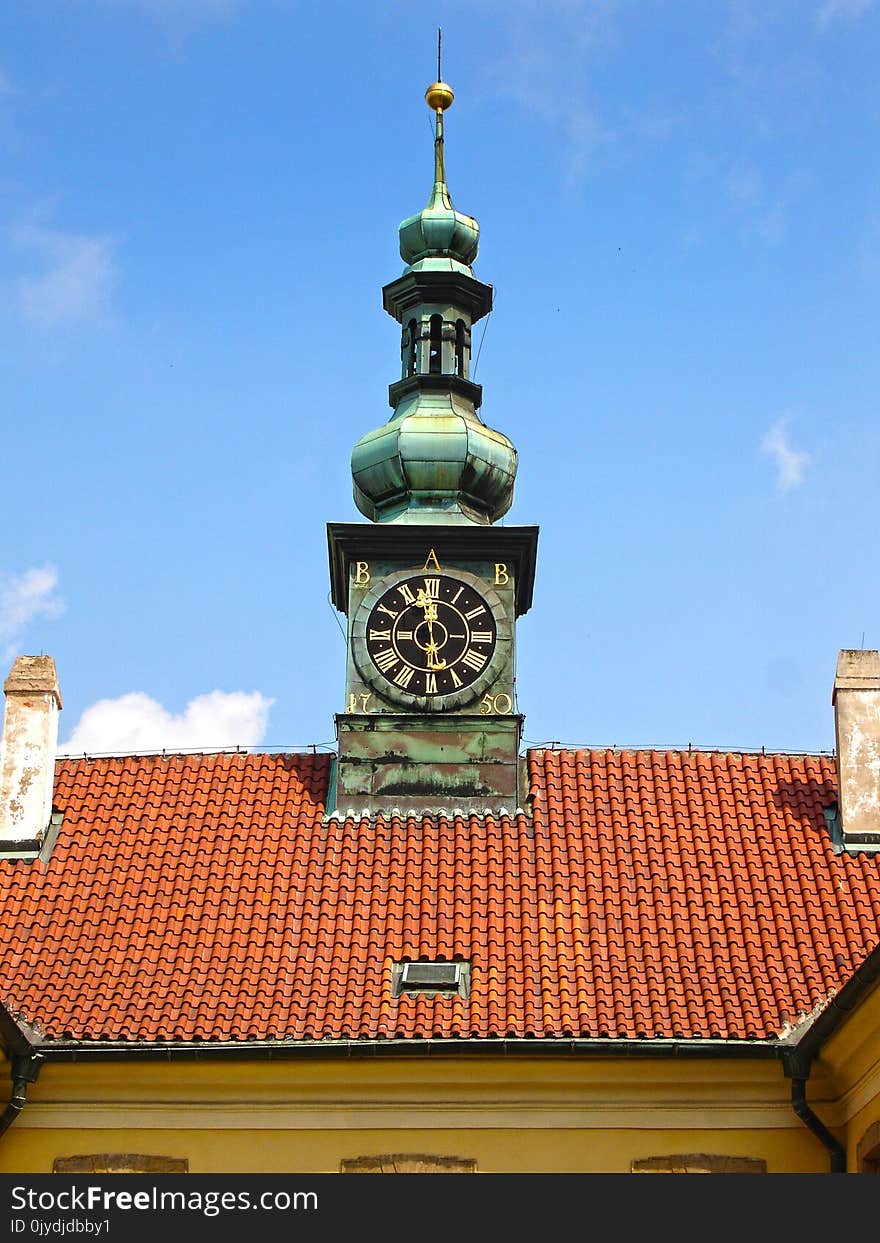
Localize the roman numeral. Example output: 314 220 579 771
423 577 440 598
449 668 462 688
462 650 487 671
378 604 398 619
374 649 397 672
398 584 416 605
393 665 414 688
369 629 391 641
464 605 486 620
471 631 493 644
425 672 438 694
450 586 464 604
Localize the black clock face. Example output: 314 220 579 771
364 573 497 698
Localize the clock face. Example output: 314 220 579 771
352 569 507 706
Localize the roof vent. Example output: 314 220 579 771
393 960 470 998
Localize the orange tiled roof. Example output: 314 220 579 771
1 747 879 1044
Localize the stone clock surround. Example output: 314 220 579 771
351 566 511 711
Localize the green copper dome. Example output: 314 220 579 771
398 86 480 273
352 387 517 526
398 181 480 272
350 80 517 527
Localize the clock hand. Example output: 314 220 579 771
414 588 437 621
414 588 447 669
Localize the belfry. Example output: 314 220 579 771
327 72 538 814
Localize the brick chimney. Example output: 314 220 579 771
0 655 62 852
832 649 880 851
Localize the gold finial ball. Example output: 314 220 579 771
425 80 454 111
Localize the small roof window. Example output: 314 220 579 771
393 960 471 999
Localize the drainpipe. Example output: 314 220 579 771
0 1052 43 1139
785 1052 846 1173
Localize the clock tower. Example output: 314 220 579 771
327 76 538 814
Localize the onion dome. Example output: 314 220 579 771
351 388 518 526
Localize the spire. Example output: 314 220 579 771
427 26 453 197
398 60 479 272
350 58 517 526
427 82 452 206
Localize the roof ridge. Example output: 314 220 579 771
526 744 835 758
55 744 835 763
56 746 335 761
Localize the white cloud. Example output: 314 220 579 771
817 0 875 28
750 203 787 245
859 213 880 278
59 689 274 755
725 166 788 245
0 565 64 660
14 225 115 326
761 418 811 492
483 0 619 182
726 167 763 207
482 1 681 185
93 0 236 28
96 0 234 11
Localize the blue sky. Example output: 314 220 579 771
1 0 878 759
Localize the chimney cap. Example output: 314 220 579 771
832 649 880 704
4 656 62 709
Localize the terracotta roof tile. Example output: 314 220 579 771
0 747 879 1044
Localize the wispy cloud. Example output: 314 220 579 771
761 418 811 492
482 0 621 183
60 689 274 755
749 203 787 245
91 0 237 35
0 68 18 148
14 225 115 326
817 0 875 29
714 3 825 140
96 0 236 15
725 166 788 245
0 565 65 661
481 1 682 184
858 213 880 278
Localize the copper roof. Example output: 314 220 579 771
1 747 878 1045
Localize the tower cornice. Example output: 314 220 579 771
327 522 539 617
382 268 493 324
387 372 483 411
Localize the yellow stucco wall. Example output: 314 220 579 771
0 1125 830 1175
812 974 880 1171
0 1055 842 1174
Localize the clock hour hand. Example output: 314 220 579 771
426 639 446 671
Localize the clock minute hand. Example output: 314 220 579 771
415 589 446 670
414 587 437 619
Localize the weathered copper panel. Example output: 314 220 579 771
333 713 523 812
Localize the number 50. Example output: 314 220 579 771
480 692 513 715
